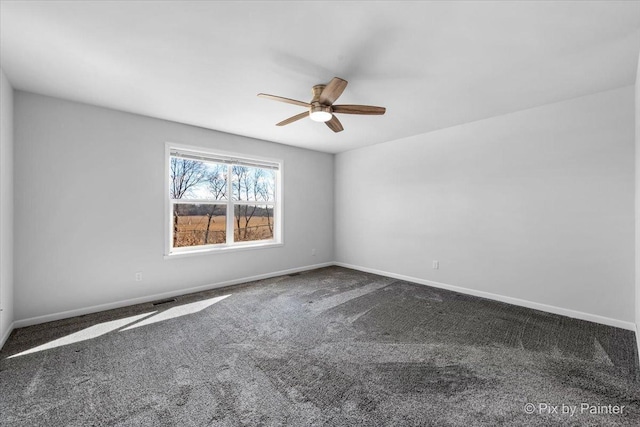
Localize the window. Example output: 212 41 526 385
165 144 282 256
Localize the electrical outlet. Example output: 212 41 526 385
432 260 439 270
311 248 317 256
135 272 143 282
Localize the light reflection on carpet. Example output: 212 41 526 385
120 295 231 331
9 294 231 358
8 312 156 358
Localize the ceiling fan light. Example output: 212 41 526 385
309 105 332 122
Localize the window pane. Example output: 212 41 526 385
233 205 274 242
231 166 275 202
170 157 228 201
173 204 226 247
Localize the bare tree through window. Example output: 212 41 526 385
170 158 208 247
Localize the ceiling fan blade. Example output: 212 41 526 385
276 111 309 126
332 105 386 115
258 93 310 108
325 115 344 133
318 77 348 105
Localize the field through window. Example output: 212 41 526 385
169 149 279 252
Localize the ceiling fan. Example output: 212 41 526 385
257 77 385 133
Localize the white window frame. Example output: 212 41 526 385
164 142 283 258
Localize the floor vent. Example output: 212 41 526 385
152 298 177 306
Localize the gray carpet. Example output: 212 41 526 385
1 266 639 426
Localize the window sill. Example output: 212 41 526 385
164 241 283 259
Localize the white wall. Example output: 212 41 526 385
635 51 640 354
0 69 15 346
336 86 636 326
14 92 334 323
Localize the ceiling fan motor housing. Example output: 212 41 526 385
311 84 326 101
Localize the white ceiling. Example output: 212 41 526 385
1 1 639 153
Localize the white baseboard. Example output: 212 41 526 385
14 262 333 329
11 260 637 333
1 321 15 350
636 324 640 365
335 262 636 331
